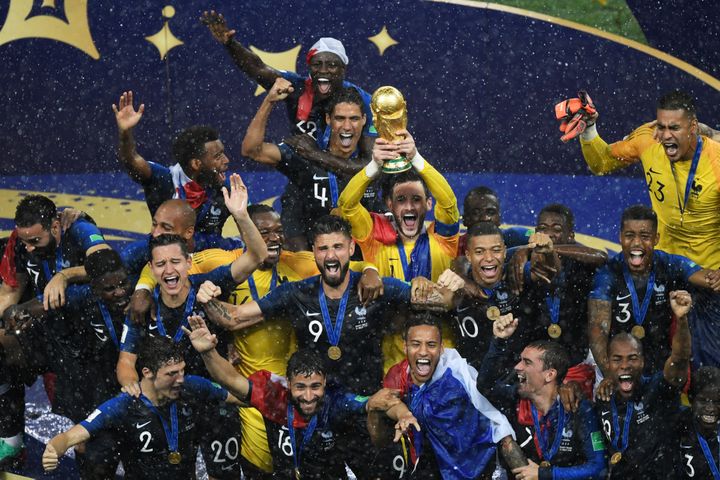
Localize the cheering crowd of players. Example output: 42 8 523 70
1 9 720 480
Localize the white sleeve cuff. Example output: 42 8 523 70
364 160 381 178
361 265 379 273
410 151 426 171
134 284 152 292
580 123 598 142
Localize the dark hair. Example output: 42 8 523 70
149 234 190 258
327 87 365 117
621 204 657 231
690 366 720 399
657 90 696 118
310 215 352 242
286 349 326 380
464 186 498 202
14 195 57 229
85 249 124 281
525 340 569 384
609 332 644 356
136 336 184 375
172 125 219 170
247 204 277 218
466 221 504 240
403 310 443 340
381 169 431 202
539 203 575 231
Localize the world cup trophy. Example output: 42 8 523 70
370 86 411 174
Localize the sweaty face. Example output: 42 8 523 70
692 386 720 435
656 109 698 163
326 102 366 158
252 211 284 267
313 232 354 287
17 221 59 258
308 52 345 99
620 220 658 274
608 339 644 399
405 325 443 386
197 139 229 186
150 244 192 296
289 372 326 417
515 347 553 398
463 193 500 228
466 234 506 287
94 270 131 313
387 181 432 240
536 212 574 245
147 360 186 402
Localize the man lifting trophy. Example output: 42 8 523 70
370 86 411 173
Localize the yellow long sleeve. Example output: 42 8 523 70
337 168 375 242
417 160 459 225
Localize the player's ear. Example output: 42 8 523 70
325 112 332 126
141 367 153 380
348 238 355 257
50 218 61 236
189 158 202 174
653 231 660 247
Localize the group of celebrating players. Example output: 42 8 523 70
1 9 720 480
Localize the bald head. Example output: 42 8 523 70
151 200 196 240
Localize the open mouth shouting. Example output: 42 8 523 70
617 374 636 395
316 78 331 95
266 244 281 260
627 249 645 268
415 357 433 380
662 141 679 160
400 213 420 236
339 132 353 148
162 274 183 294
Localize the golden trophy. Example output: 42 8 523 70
370 86 412 173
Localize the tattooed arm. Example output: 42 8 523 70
588 299 612 377
202 299 265 331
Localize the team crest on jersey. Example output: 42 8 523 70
353 306 369 330
318 429 335 451
691 180 703 198
497 291 509 301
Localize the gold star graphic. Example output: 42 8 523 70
145 6 184 60
249 44 302 96
368 26 398 56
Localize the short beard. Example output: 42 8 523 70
320 260 350 287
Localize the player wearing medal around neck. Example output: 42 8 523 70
115 174 267 480
194 214 452 478
184 314 401 479
336 127 460 374
240 78 383 250
376 311 527 480
587 205 720 378
674 366 720 478
134 203 384 478
42 335 243 479
593 289 692 479
477 317 607 480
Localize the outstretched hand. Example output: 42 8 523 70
200 10 236 45
181 315 218 353
394 411 421 443
112 91 144 132
222 173 248 218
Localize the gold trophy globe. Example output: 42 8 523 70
370 86 412 173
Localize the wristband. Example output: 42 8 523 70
410 151 425 171
365 159 381 178
580 123 598 141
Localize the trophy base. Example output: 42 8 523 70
382 156 412 174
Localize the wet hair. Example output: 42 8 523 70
85 249 124 281
14 195 57 230
539 203 575 232
381 169 431 202
286 349 326 380
525 340 570 384
657 90 696 118
609 332 644 356
690 367 720 400
149 234 190 259
172 125 219 170
310 215 352 242
327 87 365 117
247 204 277 218
136 335 184 375
403 310 443 340
621 204 657 231
466 221 504 240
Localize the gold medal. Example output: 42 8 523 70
540 461 551 468
328 346 342 360
631 325 645 339
547 324 562 338
295 467 301 480
168 451 182 464
610 452 622 465
486 306 501 321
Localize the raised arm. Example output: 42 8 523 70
283 133 367 178
116 350 140 397
196 281 264 331
112 91 151 182
578 121 653 176
240 78 293 166
337 154 383 242
223 174 267 282
689 268 720 292
664 290 692 387
587 299 612 376
200 10 280 90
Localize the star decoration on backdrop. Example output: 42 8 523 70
368 25 398 55
249 44 302 95
145 5 184 60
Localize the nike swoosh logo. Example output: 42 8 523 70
601 411 610 416
136 421 151 429
313 174 329 180
305 311 321 317
148 325 158 330
680 444 693 449
457 306 470 313
616 294 631 301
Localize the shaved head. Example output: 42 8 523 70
152 200 196 242
159 200 196 229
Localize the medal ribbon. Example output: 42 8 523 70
530 401 565 462
97 301 120 350
287 403 318 474
317 277 350 347
139 395 179 454
610 396 634 454
42 230 64 282
408 383 425 459
328 172 339 208
621 264 655 328
153 286 196 342
395 235 431 281
695 424 720 480
671 136 703 221
247 267 278 302
545 270 565 328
